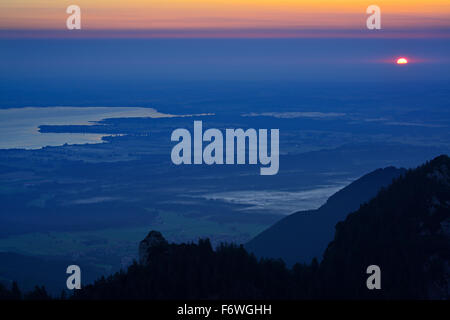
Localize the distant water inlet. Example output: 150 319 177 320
199 183 350 215
0 107 203 149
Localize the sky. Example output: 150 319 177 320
0 1 449 95
0 0 449 37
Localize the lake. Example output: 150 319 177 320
0 106 179 149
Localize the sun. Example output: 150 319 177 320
396 57 408 65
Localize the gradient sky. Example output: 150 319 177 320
1 2 449 89
1 0 449 33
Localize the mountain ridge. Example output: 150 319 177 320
245 166 406 265
317 154 450 299
2 155 448 299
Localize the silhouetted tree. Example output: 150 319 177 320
24 286 51 300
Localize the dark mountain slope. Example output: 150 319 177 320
317 155 450 299
246 166 406 265
10 155 447 300
73 233 296 300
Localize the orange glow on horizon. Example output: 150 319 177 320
1 0 450 32
396 57 408 64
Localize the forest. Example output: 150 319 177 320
1 155 448 300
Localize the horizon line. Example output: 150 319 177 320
1 28 450 39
